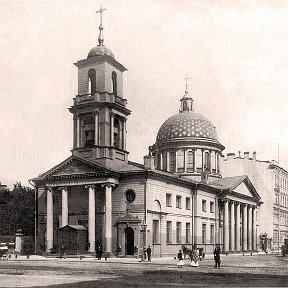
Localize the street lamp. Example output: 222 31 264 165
140 223 147 261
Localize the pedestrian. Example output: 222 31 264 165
96 244 103 260
146 245 152 262
213 245 221 268
190 244 199 267
60 244 66 259
177 250 185 268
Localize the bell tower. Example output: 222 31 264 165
69 6 130 165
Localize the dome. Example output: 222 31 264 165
87 44 115 59
156 112 218 143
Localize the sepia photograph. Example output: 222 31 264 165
0 0 288 287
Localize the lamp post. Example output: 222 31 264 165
140 223 147 261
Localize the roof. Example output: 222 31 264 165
59 225 87 231
156 111 218 142
209 175 247 190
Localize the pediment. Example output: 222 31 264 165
232 181 254 198
41 156 113 179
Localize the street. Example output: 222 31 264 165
0 253 287 287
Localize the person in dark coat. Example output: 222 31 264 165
146 245 152 262
96 245 103 260
213 245 221 268
60 244 66 259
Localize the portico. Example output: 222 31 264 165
222 199 258 253
41 156 119 254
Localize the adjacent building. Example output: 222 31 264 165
222 152 288 250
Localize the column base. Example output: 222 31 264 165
46 240 54 253
88 241 95 253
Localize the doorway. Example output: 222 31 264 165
125 227 134 255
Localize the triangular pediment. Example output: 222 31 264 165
39 156 115 179
232 181 253 197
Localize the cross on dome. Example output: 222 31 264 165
183 75 192 93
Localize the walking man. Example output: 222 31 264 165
146 245 152 262
213 245 221 268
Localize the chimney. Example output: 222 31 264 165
253 151 256 161
244 152 250 160
227 153 236 160
144 155 155 171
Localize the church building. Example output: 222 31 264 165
31 7 262 257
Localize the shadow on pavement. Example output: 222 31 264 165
38 269 288 287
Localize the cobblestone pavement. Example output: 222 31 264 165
0 252 288 287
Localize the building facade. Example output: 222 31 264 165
31 8 262 257
222 152 288 250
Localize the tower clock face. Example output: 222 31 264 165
125 190 136 203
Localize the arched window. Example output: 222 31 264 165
157 153 161 170
204 152 210 171
187 150 194 172
114 117 120 148
170 151 176 173
88 69 96 95
177 149 184 173
83 115 95 147
112 71 117 96
162 152 167 171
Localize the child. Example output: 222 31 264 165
177 250 185 268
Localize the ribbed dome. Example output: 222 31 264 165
156 112 218 142
87 45 114 59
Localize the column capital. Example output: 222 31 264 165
85 184 96 190
46 186 54 192
58 186 69 191
234 201 240 206
101 183 115 189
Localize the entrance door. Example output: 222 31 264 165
125 227 134 255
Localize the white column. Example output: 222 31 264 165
105 184 113 253
60 187 68 227
242 204 248 251
252 206 257 251
167 151 170 172
230 201 235 251
87 185 96 253
94 112 99 145
248 205 252 251
223 200 229 252
76 115 80 148
175 150 178 172
46 187 54 252
110 113 114 146
235 202 241 251
159 152 163 170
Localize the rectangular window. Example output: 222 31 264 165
210 201 214 213
210 224 215 243
186 197 191 210
162 152 167 171
177 149 185 173
176 195 182 208
153 220 159 244
176 222 181 243
202 200 207 212
202 223 206 243
166 221 172 243
186 223 191 243
166 193 172 207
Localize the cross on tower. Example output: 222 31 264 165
96 5 106 45
96 4 106 26
183 75 192 93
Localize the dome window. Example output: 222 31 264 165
169 151 176 173
204 152 211 171
177 149 185 173
187 150 195 172
162 152 167 171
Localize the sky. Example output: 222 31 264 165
1 0 288 188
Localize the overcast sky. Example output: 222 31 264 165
1 0 288 188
